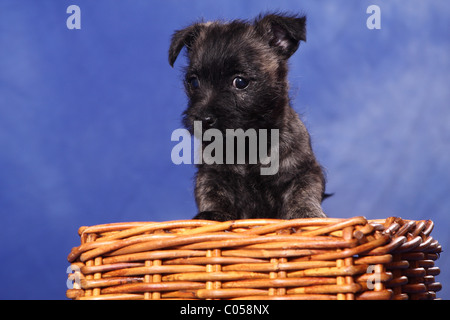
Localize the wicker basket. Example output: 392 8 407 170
66 216 442 300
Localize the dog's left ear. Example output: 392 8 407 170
255 13 306 59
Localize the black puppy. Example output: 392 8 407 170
169 13 328 221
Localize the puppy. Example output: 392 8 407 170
169 13 328 221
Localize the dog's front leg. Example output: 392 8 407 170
193 211 237 221
192 170 239 221
282 176 327 219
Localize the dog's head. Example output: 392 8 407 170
169 13 306 132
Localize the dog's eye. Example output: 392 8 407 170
188 76 200 89
233 77 249 90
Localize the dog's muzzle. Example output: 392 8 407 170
193 115 217 128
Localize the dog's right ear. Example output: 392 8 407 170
168 24 204 67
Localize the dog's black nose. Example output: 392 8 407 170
202 116 216 128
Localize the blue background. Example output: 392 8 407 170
0 0 449 299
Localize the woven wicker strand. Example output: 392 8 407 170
66 216 442 300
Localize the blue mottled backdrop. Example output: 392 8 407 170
0 0 449 299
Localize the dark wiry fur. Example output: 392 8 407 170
169 13 328 221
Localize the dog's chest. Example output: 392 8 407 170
229 173 281 218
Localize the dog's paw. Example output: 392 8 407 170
193 211 237 221
310 209 327 218
285 206 327 219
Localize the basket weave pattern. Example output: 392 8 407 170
67 216 442 300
